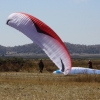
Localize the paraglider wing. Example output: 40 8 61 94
53 67 100 74
6 12 72 75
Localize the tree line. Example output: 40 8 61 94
0 42 100 55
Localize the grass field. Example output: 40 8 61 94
0 58 100 100
0 72 100 100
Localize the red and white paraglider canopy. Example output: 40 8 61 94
6 12 72 75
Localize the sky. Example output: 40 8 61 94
0 0 100 47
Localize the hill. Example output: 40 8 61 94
0 42 100 57
0 45 6 56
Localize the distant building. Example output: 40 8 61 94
6 51 17 55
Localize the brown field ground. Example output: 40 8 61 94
0 72 100 100
0 58 100 100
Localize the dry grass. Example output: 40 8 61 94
0 58 100 99
0 72 100 100
0 58 100 72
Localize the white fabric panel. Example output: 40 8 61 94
70 67 100 74
53 67 100 74
7 13 71 75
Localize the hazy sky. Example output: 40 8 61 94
0 0 100 47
